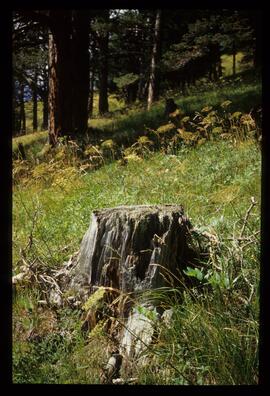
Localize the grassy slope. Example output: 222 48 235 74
13 77 261 160
13 139 261 384
13 69 261 384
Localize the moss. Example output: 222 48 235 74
82 287 106 311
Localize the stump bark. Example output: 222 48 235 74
71 205 194 294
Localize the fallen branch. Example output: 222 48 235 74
240 196 257 238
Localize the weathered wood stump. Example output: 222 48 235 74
68 204 202 372
71 204 195 295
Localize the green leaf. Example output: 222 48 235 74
183 267 203 281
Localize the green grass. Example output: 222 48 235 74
87 78 261 146
13 137 261 384
13 73 261 384
13 140 260 263
13 131 48 157
135 285 259 385
14 72 261 160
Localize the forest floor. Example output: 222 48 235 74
12 72 261 384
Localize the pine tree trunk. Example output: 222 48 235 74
22 100 26 133
41 68 49 130
98 17 109 116
218 57 222 77
232 42 236 76
137 67 145 101
147 9 162 111
137 46 146 101
253 10 262 69
71 11 90 132
48 32 59 146
42 92 48 130
48 11 90 146
32 70 38 131
19 82 26 134
13 75 19 135
88 70 94 117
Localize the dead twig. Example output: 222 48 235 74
240 197 257 239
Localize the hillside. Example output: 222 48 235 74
13 75 261 384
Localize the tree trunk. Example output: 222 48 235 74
19 81 26 134
71 205 197 295
48 11 90 146
88 70 94 117
126 83 138 105
98 14 109 116
137 43 146 101
42 91 48 130
41 67 49 130
217 57 222 78
71 11 90 132
137 66 145 101
253 10 262 69
32 70 38 131
232 42 236 76
147 9 162 111
48 32 59 146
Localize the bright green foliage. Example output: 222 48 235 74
113 73 139 89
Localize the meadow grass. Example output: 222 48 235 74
12 72 261 384
15 72 261 160
13 130 48 159
88 78 261 145
13 139 260 264
12 136 261 384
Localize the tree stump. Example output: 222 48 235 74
71 204 195 295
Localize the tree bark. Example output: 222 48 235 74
71 205 198 295
232 42 236 76
32 69 38 131
47 11 90 146
147 9 162 111
70 11 90 132
88 70 94 117
126 83 138 105
217 57 222 77
137 61 145 101
42 90 48 130
17 10 90 145
98 12 109 116
48 32 59 145
253 10 262 69
19 81 26 134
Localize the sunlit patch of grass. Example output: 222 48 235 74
86 79 261 146
221 52 252 76
91 93 125 117
210 185 241 204
13 131 48 153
